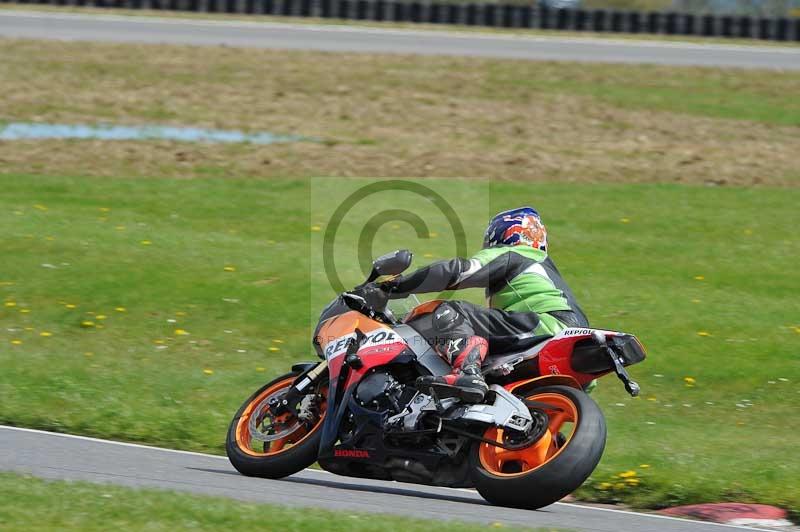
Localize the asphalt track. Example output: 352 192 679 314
0 10 799 69
2 426 770 532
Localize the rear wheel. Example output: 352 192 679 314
226 371 327 478
469 385 606 509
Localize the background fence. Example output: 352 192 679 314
3 0 799 40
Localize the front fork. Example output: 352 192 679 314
268 360 329 417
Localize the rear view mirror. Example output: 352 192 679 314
370 249 413 279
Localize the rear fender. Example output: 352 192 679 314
504 375 582 396
291 362 318 373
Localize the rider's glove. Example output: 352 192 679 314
354 282 390 313
378 277 401 295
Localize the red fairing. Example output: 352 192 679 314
344 341 407 389
537 332 618 386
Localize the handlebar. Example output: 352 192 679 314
341 290 397 325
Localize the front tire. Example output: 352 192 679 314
226 372 326 479
469 385 606 509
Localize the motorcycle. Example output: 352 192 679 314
226 250 646 509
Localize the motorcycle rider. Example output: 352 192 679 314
380 206 589 403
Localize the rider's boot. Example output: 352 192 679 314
416 336 489 403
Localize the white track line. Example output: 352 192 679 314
1 425 769 530
1 9 799 56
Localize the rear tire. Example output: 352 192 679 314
469 385 606 509
226 372 325 479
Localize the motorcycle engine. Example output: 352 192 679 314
355 370 407 413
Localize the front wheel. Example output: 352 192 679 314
469 385 606 509
226 371 327 478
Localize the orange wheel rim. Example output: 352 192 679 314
478 392 578 477
234 377 327 457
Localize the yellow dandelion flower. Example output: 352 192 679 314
99 207 111 212
24 327 34 331
691 299 701 304
96 315 107 320
429 232 439 238
272 339 284 344
694 275 705 281
310 225 321 231
423 253 434 258
174 329 189 336
65 304 77 309
618 470 637 478
11 339 23 345
154 339 164 344
40 331 52 337
20 308 30 314
697 331 711 337
80 321 95 328
647 397 657 401
84 352 93 357
256 367 266 372
268 347 280 352
614 482 626 490
639 464 650 468
140 240 152 246
625 477 640 485
115 307 126 312
175 311 187 317
223 266 236 272
34 204 48 211
598 482 613 490
684 376 696 386
620 218 630 223
203 368 214 375
4 301 17 307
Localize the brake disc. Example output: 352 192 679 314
248 389 301 443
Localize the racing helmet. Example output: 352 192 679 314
482 206 547 251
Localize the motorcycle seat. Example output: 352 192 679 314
482 334 552 374
487 333 552 356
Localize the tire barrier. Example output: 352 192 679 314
3 0 799 41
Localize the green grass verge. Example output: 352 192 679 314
1 174 799 515
0 473 560 531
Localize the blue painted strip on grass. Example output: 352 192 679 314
0 123 311 144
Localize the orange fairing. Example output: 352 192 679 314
315 311 386 351
403 300 445 322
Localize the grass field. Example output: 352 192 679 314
0 473 561 531
1 40 800 186
1 37 800 518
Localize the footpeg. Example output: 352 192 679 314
592 331 640 397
